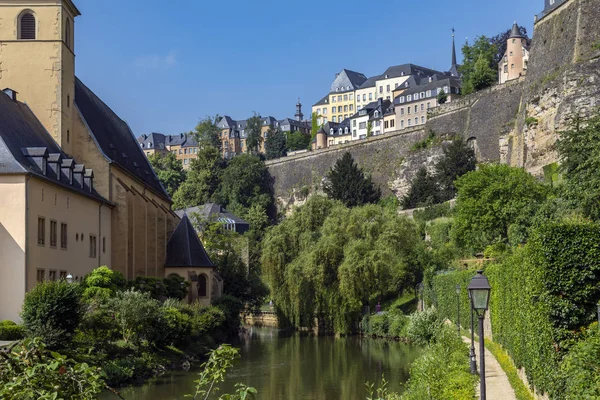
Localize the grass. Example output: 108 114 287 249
381 291 417 314
460 328 535 400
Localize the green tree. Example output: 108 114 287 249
556 112 600 220
264 127 287 160
287 131 311 151
172 147 225 209
245 113 263 155
451 164 548 252
367 121 373 137
436 89 448 105
311 112 320 139
323 152 381 208
459 36 497 94
470 54 498 92
193 115 222 151
434 137 477 201
401 167 439 210
215 154 274 219
147 152 186 197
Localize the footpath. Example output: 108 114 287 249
462 336 516 400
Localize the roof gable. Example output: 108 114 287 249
165 214 214 268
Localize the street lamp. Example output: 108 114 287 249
468 270 492 400
468 290 477 374
66 273 73 284
456 284 461 336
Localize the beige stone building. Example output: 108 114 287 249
499 22 530 84
0 89 112 321
137 133 200 170
0 0 194 319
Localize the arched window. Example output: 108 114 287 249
19 12 36 40
65 18 71 49
198 274 208 298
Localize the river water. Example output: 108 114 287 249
102 327 421 400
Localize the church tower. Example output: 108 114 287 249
295 99 304 121
0 0 80 155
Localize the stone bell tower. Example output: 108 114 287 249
0 0 80 155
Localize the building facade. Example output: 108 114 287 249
0 0 181 320
311 69 367 124
498 23 530 84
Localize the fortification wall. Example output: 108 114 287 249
267 0 600 209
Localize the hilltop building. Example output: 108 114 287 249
498 22 531 84
175 203 250 235
311 70 368 125
349 99 392 140
217 103 310 159
137 133 199 169
0 0 208 320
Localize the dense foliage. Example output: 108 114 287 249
323 152 381 208
0 320 25 340
402 137 475 209
245 113 263 155
261 196 425 334
556 113 600 220
459 36 498 95
287 130 311 151
451 164 548 252
147 152 186 197
0 338 105 400
264 127 287 160
193 115 222 152
21 281 83 349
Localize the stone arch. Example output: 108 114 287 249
467 136 481 160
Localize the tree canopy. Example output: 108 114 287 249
556 112 600 220
214 154 274 219
264 127 287 160
435 137 476 200
323 152 381 207
459 36 498 95
451 164 548 252
172 146 225 210
147 152 186 197
401 167 439 210
261 196 425 333
287 131 311 152
245 113 263 155
193 115 222 152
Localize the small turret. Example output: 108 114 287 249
295 99 304 122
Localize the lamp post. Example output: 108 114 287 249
468 290 477 374
456 284 461 336
468 270 492 400
66 273 73 284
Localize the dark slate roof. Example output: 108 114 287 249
313 94 329 107
381 64 445 80
509 22 525 38
358 75 382 89
175 203 250 235
181 135 199 148
138 132 167 151
277 118 310 130
166 133 187 146
0 89 110 204
75 78 169 200
330 69 368 93
217 115 236 129
319 119 351 137
165 214 214 268
394 76 461 105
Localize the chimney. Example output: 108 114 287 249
47 153 63 181
378 98 383 106
73 164 85 189
84 169 94 193
21 147 48 174
61 159 74 184
2 88 18 101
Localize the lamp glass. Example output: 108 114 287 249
470 288 489 311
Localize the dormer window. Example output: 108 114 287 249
344 127 348 134
330 129 334 135
374 111 379 118
338 128 342 135
19 11 36 40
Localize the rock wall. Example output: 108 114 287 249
267 0 600 210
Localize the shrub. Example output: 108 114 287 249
401 325 477 400
388 313 409 338
108 289 161 345
21 280 83 349
156 306 192 347
76 303 120 348
0 338 105 399
212 295 243 336
369 314 389 337
82 266 126 300
0 320 25 340
559 323 600 398
405 308 441 345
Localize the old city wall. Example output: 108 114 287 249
267 0 600 210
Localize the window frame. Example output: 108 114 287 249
18 11 36 40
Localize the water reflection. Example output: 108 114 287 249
101 327 421 400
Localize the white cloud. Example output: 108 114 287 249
134 51 177 70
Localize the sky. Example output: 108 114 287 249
73 0 542 137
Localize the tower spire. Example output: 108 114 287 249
451 27 457 66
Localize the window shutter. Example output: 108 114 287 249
21 13 36 40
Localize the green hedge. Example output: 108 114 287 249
0 321 25 341
433 221 600 398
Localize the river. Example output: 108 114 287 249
101 327 421 400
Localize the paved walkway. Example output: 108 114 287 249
462 336 516 400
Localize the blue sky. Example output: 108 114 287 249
74 0 542 136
